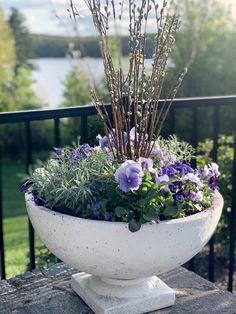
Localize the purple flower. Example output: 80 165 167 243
20 180 32 193
32 190 45 206
190 190 203 202
162 166 176 178
130 127 138 141
91 202 101 217
209 163 220 178
156 174 170 184
53 147 64 157
173 191 186 203
96 135 109 148
209 177 219 190
115 161 144 193
71 149 79 162
80 144 93 158
172 162 194 175
169 181 182 193
181 173 204 189
139 157 153 172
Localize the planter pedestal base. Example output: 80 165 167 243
71 272 175 314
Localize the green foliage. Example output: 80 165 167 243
62 65 109 107
62 65 92 107
34 245 55 270
157 135 195 161
31 147 113 215
164 0 236 97
61 65 108 146
0 10 15 71
28 136 214 232
0 9 42 113
197 135 234 255
0 67 42 112
8 7 33 68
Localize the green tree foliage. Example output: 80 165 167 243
8 7 33 68
0 9 41 112
0 9 15 83
62 65 108 144
0 64 42 112
62 65 92 107
166 0 236 97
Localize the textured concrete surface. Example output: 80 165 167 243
0 263 236 314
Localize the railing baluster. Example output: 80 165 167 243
81 114 88 143
208 106 220 282
0 147 6 279
188 106 198 272
169 107 175 135
54 118 61 147
228 106 236 292
53 118 61 264
25 121 35 270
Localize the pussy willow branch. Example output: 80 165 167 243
70 0 191 161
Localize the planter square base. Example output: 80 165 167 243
71 272 175 314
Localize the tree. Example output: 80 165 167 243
8 7 33 68
165 0 236 97
0 9 15 83
63 65 92 107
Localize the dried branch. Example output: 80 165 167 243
70 0 190 161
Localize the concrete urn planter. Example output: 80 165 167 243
25 191 223 314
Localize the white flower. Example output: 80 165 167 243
182 173 203 189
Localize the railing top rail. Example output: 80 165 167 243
0 95 236 124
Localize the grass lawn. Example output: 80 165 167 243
2 159 47 278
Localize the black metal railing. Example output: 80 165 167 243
0 96 236 291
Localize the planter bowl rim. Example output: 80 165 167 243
25 190 223 228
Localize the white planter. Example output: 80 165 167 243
25 191 223 314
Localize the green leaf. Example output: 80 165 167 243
162 202 179 218
145 171 152 181
115 206 126 218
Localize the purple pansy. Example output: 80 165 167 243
53 147 64 157
96 134 109 148
115 161 144 193
209 177 219 190
189 190 203 202
172 162 194 174
169 181 182 193
181 173 204 189
209 163 220 178
156 174 170 184
32 190 45 206
91 202 101 217
20 180 32 193
139 157 153 172
173 191 186 203
162 166 176 178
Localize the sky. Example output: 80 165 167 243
0 0 236 37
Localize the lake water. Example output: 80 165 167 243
30 58 105 108
30 58 153 108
